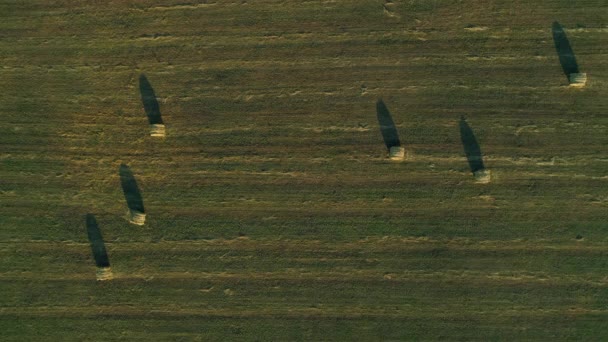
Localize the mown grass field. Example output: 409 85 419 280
1 0 608 340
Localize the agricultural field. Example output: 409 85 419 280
1 0 608 340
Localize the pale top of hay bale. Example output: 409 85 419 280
389 146 405 160
150 124 166 137
569 73 587 87
473 169 491 184
96 267 113 281
464 26 489 32
128 209 146 225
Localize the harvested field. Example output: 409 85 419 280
1 0 608 340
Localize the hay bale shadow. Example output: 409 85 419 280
139 74 163 125
86 214 110 268
459 117 485 174
119 164 145 214
376 99 401 150
552 21 579 78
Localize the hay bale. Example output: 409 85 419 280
150 124 166 137
569 73 587 87
473 169 491 184
96 267 113 281
389 146 405 160
128 209 146 225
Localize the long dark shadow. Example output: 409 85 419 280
119 164 145 214
86 214 110 268
552 21 579 77
139 74 163 125
459 117 485 174
376 99 401 150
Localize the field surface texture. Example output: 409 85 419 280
1 0 608 340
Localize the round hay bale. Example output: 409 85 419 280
389 146 405 161
96 267 113 281
128 209 146 225
568 73 587 87
150 124 166 137
473 169 491 184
